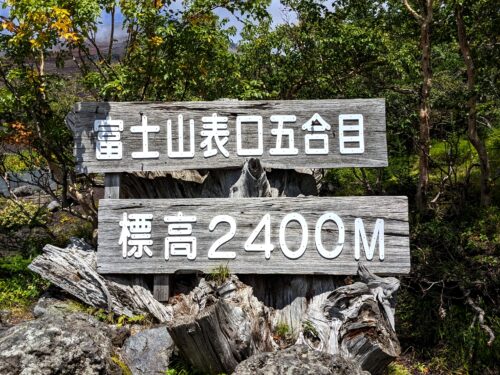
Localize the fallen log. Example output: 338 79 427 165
29 238 172 322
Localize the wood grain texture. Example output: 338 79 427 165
68 99 387 173
153 274 171 302
97 196 409 275
104 173 121 199
297 264 400 374
28 240 173 322
168 276 275 374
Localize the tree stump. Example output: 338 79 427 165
168 276 275 374
297 264 401 374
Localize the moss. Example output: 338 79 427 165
111 355 132 375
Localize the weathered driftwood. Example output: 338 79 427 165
296 264 401 374
119 162 317 199
28 239 172 322
167 276 275 374
167 265 400 375
242 274 339 336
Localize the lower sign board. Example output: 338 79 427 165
97 196 410 275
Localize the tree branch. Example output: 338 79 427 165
402 0 423 22
466 297 495 346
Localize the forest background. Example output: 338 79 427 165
0 0 498 374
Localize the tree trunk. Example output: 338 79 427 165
403 0 433 212
455 4 491 207
416 0 433 212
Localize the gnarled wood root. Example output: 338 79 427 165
29 238 172 322
297 264 401 374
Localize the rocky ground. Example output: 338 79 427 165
0 289 175 375
0 289 373 375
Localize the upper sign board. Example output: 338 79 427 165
68 99 387 173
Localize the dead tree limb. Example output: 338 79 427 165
29 238 172 322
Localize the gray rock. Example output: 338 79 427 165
233 344 370 375
121 326 174 375
33 290 131 347
0 310 12 337
33 291 78 318
0 312 118 375
47 200 61 212
67 237 95 252
11 185 41 197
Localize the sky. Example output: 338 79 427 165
95 0 297 43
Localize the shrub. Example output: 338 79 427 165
0 199 49 231
0 255 49 309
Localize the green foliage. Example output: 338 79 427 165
399 205 500 373
387 362 411 375
82 306 149 326
0 199 49 231
0 255 49 309
166 354 206 375
116 313 146 327
302 320 318 340
0 1 498 373
274 321 291 338
1 150 41 173
50 212 94 247
207 264 231 285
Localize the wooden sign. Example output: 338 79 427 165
97 196 409 275
68 99 387 173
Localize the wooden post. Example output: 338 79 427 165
104 173 121 199
153 275 171 302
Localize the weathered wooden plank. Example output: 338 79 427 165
68 99 387 173
104 173 121 199
97 196 409 275
153 275 171 302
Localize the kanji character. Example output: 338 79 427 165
119 212 154 258
94 116 123 160
270 115 298 155
164 212 197 260
131 114 159 159
167 114 195 158
200 113 229 158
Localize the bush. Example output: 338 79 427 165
0 255 49 310
398 206 500 374
0 199 49 231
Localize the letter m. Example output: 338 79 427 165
354 218 384 261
